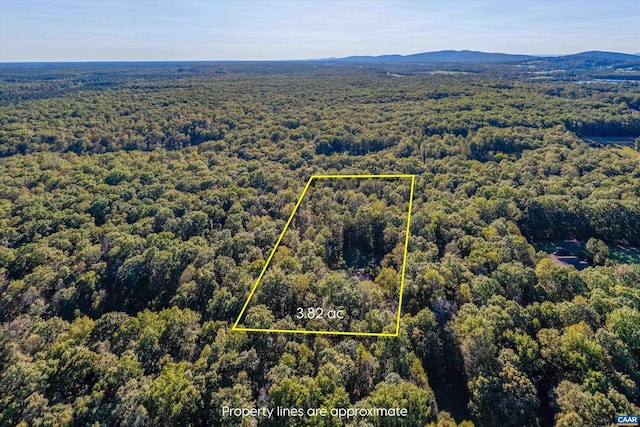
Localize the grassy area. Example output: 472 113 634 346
613 144 639 158
609 244 640 265
534 240 640 265
582 136 636 145
581 137 639 158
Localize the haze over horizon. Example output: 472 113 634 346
1 0 638 62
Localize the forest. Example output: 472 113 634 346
236 175 413 336
0 61 639 426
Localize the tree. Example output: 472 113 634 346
375 267 400 297
553 380 616 427
147 362 201 425
468 361 539 426
606 307 640 357
359 379 437 427
586 238 609 266
536 259 587 302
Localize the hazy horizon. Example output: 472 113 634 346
0 50 638 65
1 0 638 62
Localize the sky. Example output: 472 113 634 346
0 0 639 62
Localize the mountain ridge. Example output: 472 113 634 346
330 49 639 64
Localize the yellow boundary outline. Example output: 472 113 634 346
232 174 416 337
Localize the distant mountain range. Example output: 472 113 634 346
329 50 639 64
562 51 639 61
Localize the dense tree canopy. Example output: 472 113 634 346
0 62 639 426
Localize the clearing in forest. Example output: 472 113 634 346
232 174 415 336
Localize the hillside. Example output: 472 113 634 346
338 50 534 63
563 51 639 61
332 49 639 65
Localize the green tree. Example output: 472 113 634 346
147 362 201 425
586 238 609 266
359 379 437 427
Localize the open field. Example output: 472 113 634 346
534 240 640 265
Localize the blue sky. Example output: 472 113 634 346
1 0 638 61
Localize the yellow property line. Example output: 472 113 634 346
231 175 315 330
311 174 414 179
234 327 398 337
395 175 415 335
232 174 416 336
